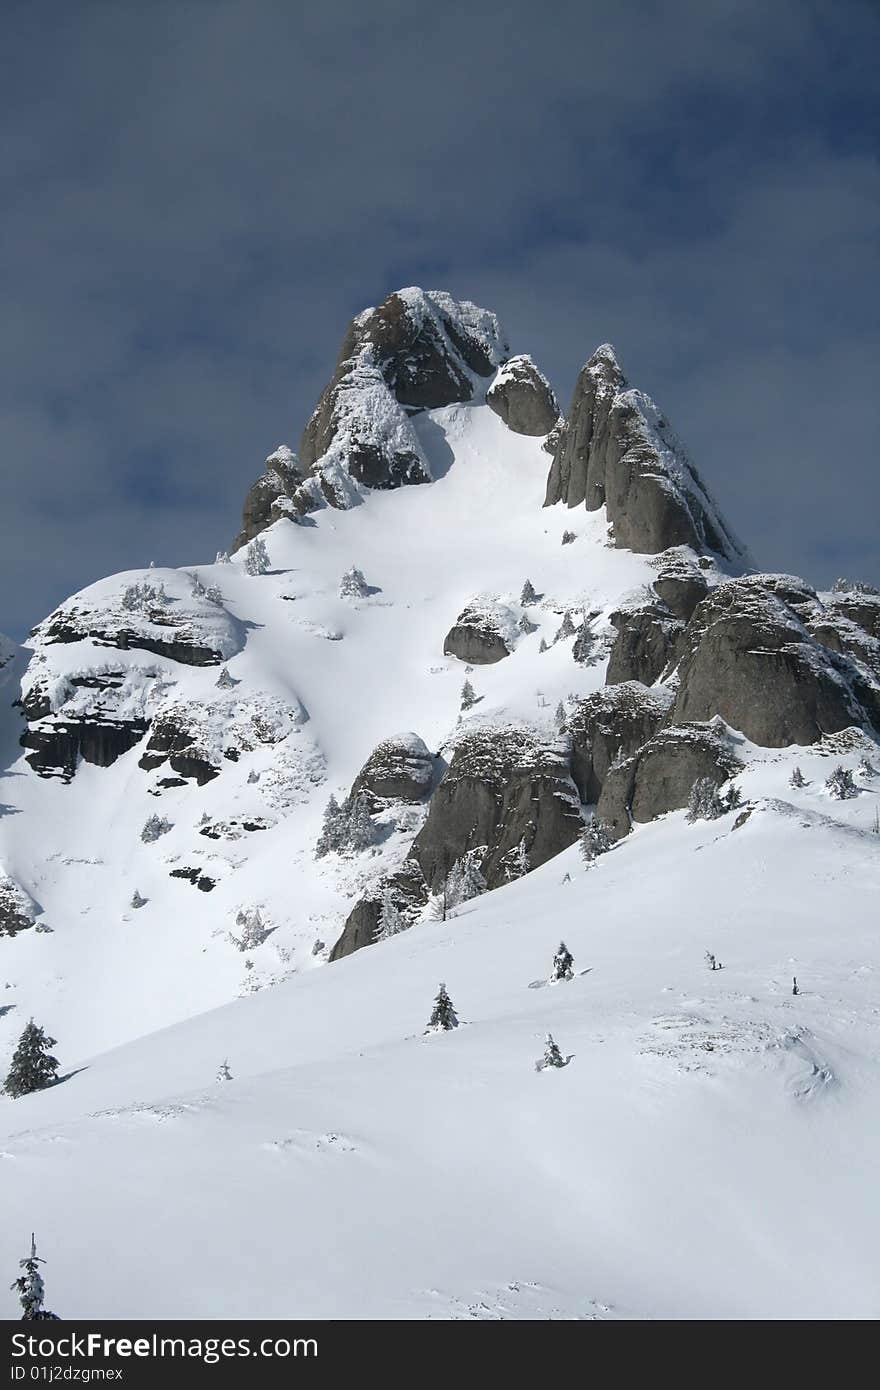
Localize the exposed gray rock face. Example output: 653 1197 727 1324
486 355 559 436
22 712 150 781
350 732 435 804
410 725 581 891
543 344 743 561
597 722 742 839
824 589 880 641
329 860 428 962
606 604 684 686
568 682 673 803
443 600 516 665
231 446 303 553
138 694 304 786
650 554 711 621
138 713 220 785
0 872 38 936
670 577 873 746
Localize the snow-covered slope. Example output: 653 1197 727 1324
1 764 878 1319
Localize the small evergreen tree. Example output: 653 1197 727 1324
215 550 231 564
554 701 567 733
520 579 538 605
536 1034 567 1071
217 1060 233 1082
789 766 808 789
705 951 721 971
3 1022 60 1098
130 889 147 909
792 977 799 997
339 566 369 599
580 817 612 864
189 572 206 598
444 852 487 909
518 612 537 635
374 888 408 943
538 637 548 653
554 611 576 643
204 584 224 605
216 667 236 690
425 983 459 1033
141 813 173 843
872 807 880 836
460 678 478 710
572 620 594 665
686 777 741 822
244 536 270 576
552 941 574 982
826 765 858 800
858 756 878 779
11 1236 59 1320
315 795 345 857
346 793 378 852
561 530 576 545
502 837 529 881
232 907 270 951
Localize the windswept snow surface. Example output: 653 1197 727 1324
1 402 878 1319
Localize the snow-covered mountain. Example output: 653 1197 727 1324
1 288 878 1319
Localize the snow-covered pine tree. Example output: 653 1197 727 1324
520 579 538 605
561 530 576 545
204 584 224 605
792 977 799 996
233 907 270 951
686 776 742 822
216 666 236 690
339 566 369 599
3 1021 60 1098
873 807 880 836
502 837 529 881
11 1236 59 1320
518 612 537 635
535 1034 567 1071
858 756 878 778
425 983 459 1033
130 889 147 909
554 611 576 643
374 888 408 943
346 793 378 852
244 535 270 576
247 768 260 784
444 852 487 909
215 550 231 564
826 765 858 800
538 637 548 653
705 951 719 971
189 572 206 598
789 766 808 789
141 813 173 843
217 1060 233 1082
552 941 574 982
315 795 345 857
572 620 594 665
554 700 567 733
580 817 612 864
460 678 478 710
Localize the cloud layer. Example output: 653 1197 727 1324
2 0 878 635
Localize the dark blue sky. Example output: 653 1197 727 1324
2 0 878 636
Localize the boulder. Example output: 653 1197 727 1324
350 732 435 804
544 344 743 561
670 578 871 746
486 355 560 436
568 682 673 803
651 561 709 621
410 725 581 891
597 722 742 839
606 604 684 686
444 600 516 665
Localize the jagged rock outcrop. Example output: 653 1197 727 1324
139 694 305 786
597 722 742 839
231 446 304 553
486 355 559 436
543 344 743 560
410 725 581 891
350 732 435 804
0 871 38 936
670 577 874 746
824 587 880 640
606 603 684 687
444 600 517 665
246 288 510 531
568 683 673 803
650 550 712 621
329 860 428 962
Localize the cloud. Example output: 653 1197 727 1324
1 0 878 634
